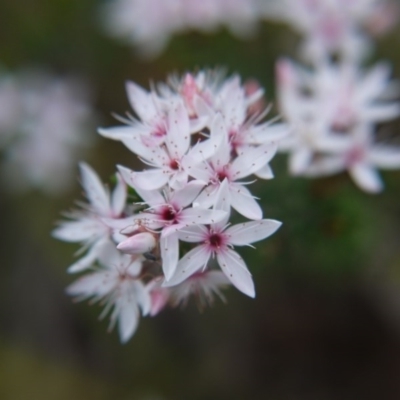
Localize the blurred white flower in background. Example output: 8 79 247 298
0 70 96 194
276 58 400 192
262 0 399 62
102 0 263 57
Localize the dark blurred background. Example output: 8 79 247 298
1 1 400 399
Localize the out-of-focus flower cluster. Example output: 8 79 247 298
102 0 265 57
263 0 398 62
0 70 95 194
270 0 400 193
54 70 285 342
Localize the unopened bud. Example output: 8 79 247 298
117 232 156 255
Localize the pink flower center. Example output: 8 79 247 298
153 124 166 138
215 166 231 183
207 232 226 251
345 146 365 166
160 206 177 222
169 159 180 170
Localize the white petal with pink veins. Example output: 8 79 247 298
217 248 255 298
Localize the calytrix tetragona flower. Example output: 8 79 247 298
56 69 283 342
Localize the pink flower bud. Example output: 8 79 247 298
117 232 156 255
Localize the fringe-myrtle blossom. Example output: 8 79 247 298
54 70 285 342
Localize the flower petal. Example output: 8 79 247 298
125 81 158 121
171 180 206 209
179 207 227 226
66 270 115 299
130 169 169 191
117 165 165 205
369 147 400 169
231 143 277 180
98 125 138 141
217 248 255 298
226 219 282 246
166 100 190 159
79 162 110 215
117 299 140 344
349 163 383 193
52 218 104 243
67 240 106 273
177 225 208 243
111 173 127 216
255 164 274 179
163 245 210 287
229 183 262 220
213 178 231 229
160 234 179 280
289 147 313 175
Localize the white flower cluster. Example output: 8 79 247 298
102 0 263 57
273 0 400 193
0 70 95 194
263 0 398 62
53 71 285 342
